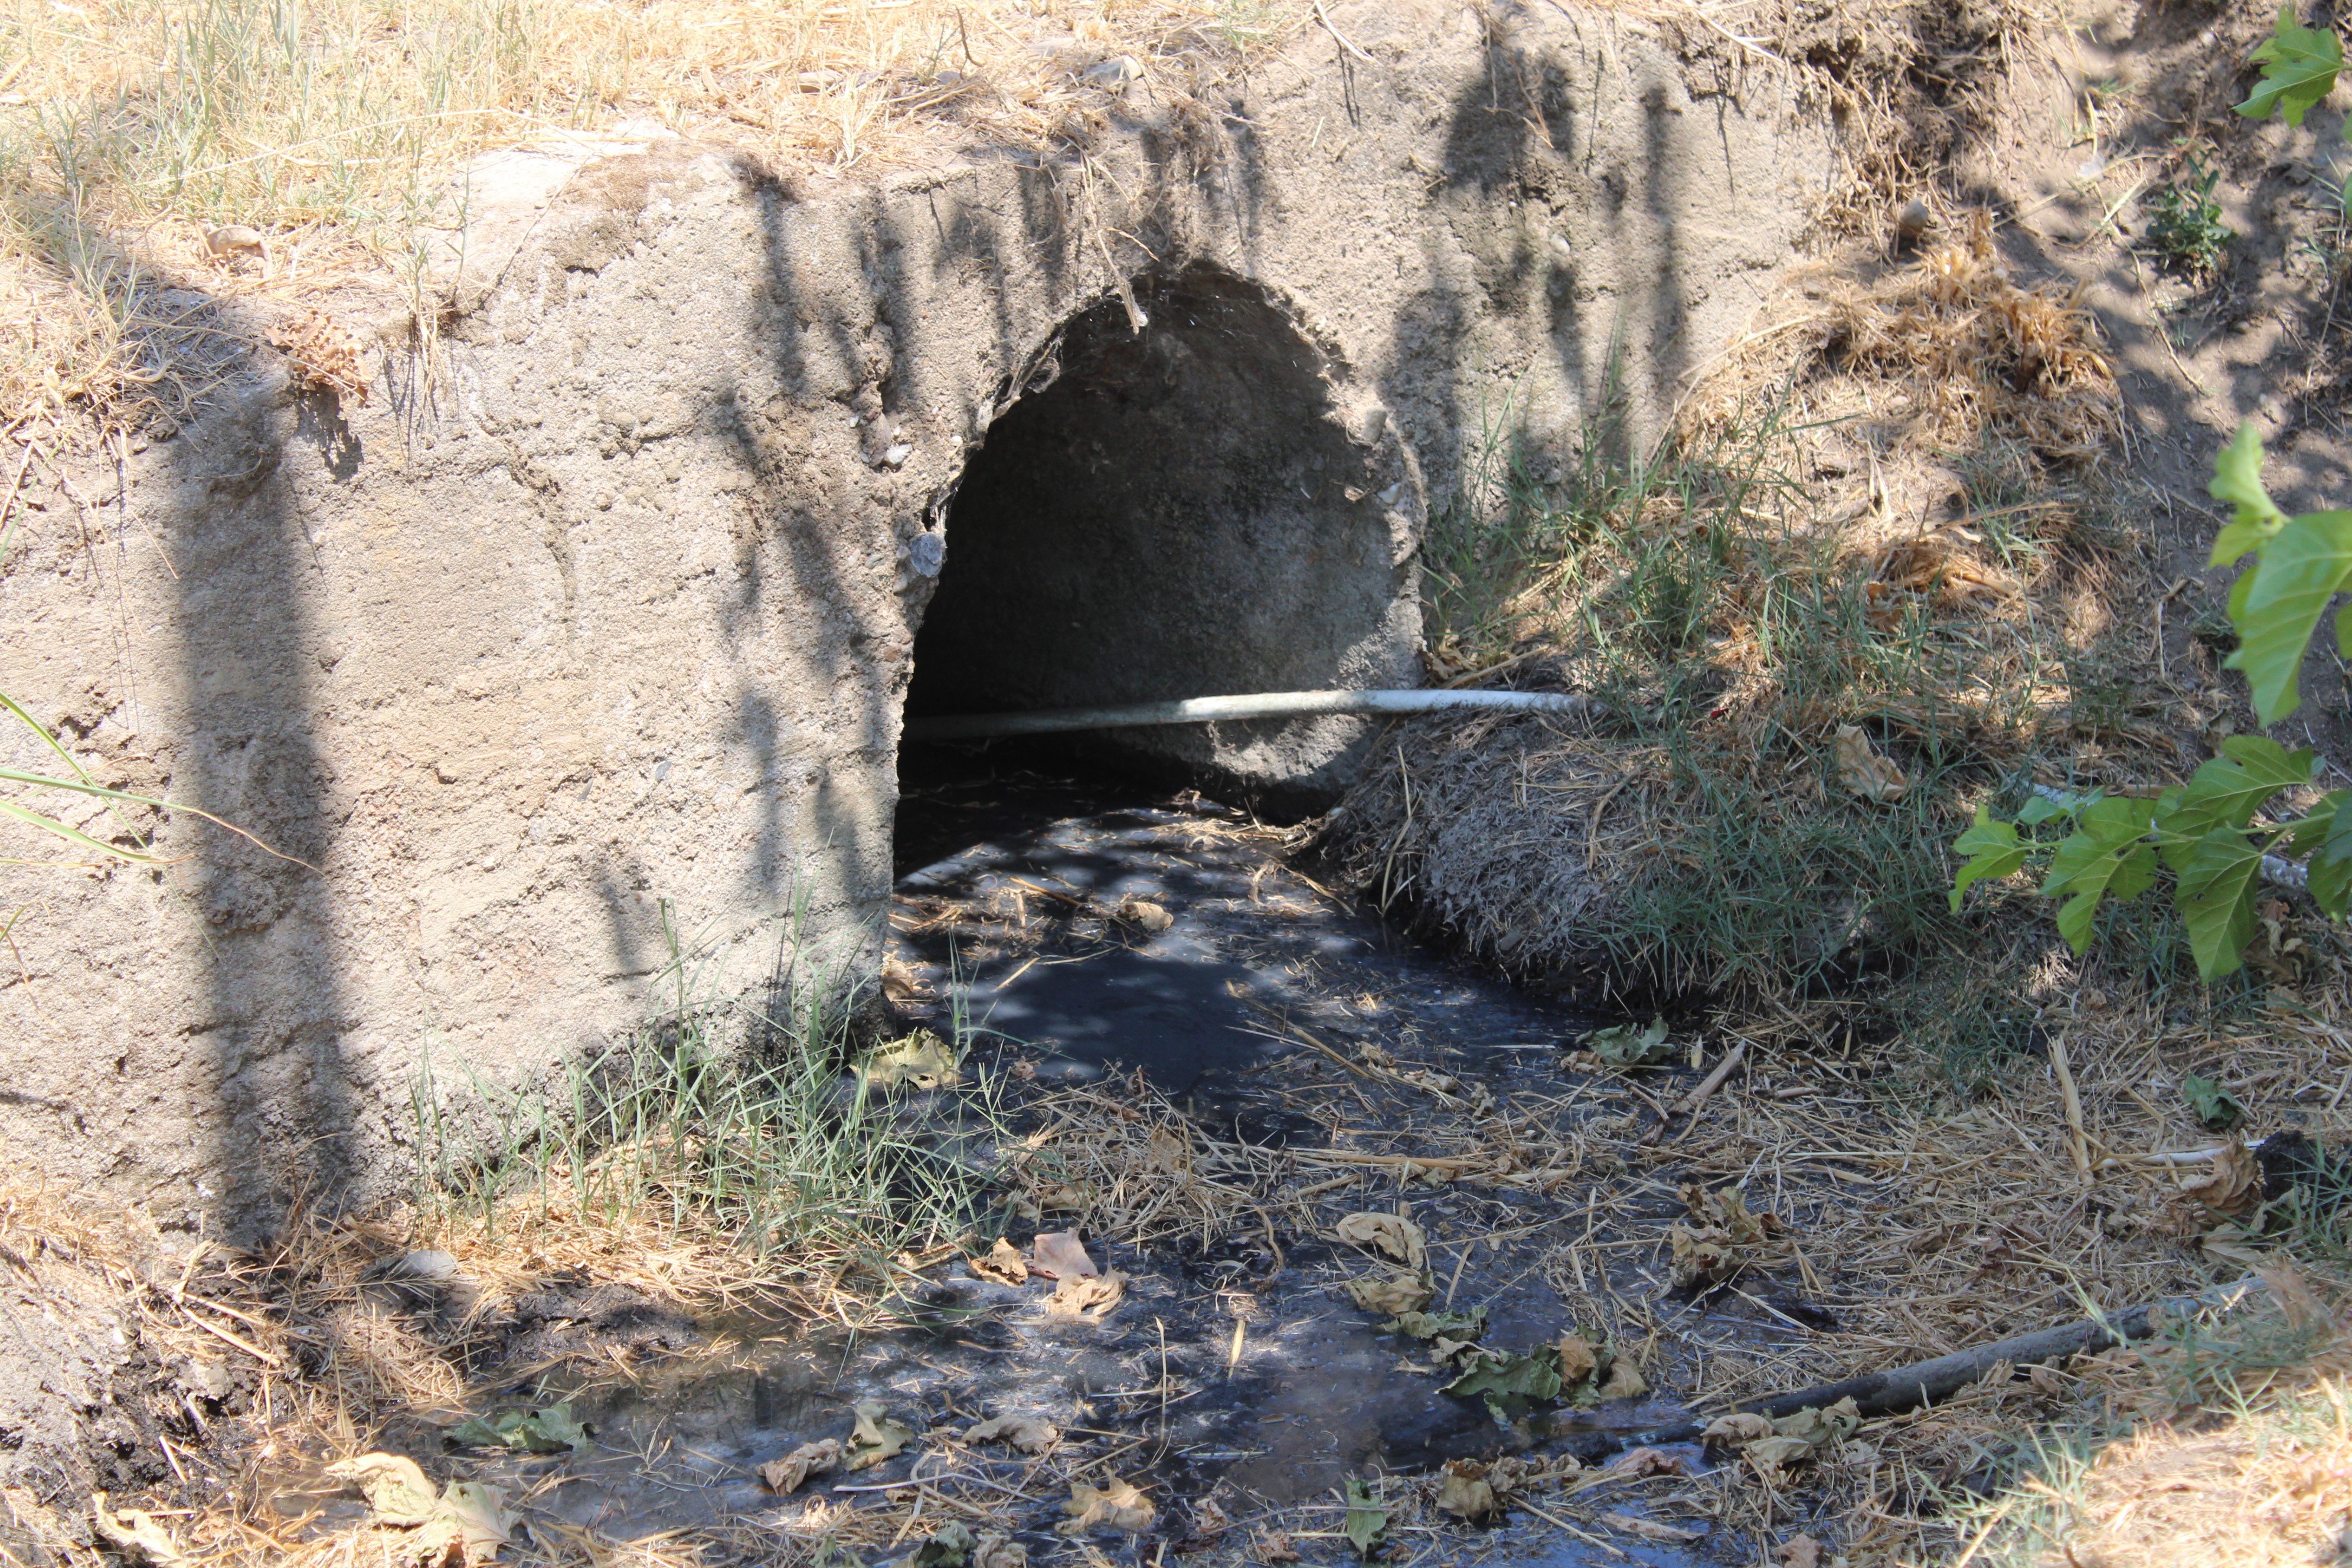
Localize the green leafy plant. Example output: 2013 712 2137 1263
2237 4 2347 142
2182 1072 2247 1131
1342 1479 1389 1558
1952 430 2352 979
2145 153 2236 277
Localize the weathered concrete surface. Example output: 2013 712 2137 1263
0 0 1831 1227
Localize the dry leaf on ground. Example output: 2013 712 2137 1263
91 1496 185 1567
1116 897 1174 932
1047 1270 1126 1322
1345 1269 1434 1315
969 1237 1028 1286
322 1459 512 1567
1255 1532 1302 1563
1669 1223 1742 1290
1834 723 1909 802
861 1032 962 1090
964 1415 1058 1453
1333 1211 1428 1269
1146 1125 1190 1172
1435 1458 1502 1523
1607 1447 1686 1478
1595 1358 1648 1400
1063 1476 1155 1534
324 1454 441 1527
419 1482 512 1567
2178 1139 2262 1218
757 1437 842 1492
1030 1229 1099 1280
1702 1412 1777 1445
845 1402 912 1471
1781 1534 1822 1568
1602 1511 1702 1544
1733 1397 1863 1483
974 1536 1027 1568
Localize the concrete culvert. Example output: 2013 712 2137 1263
903 267 1421 815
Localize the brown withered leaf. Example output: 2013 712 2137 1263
963 1415 1057 1454
1333 1211 1428 1270
1062 1476 1155 1534
974 1536 1026 1568
1595 1358 1648 1400
1030 1229 1099 1280
92 1495 187 1567
1434 1459 1500 1523
1781 1535 1822 1568
1834 723 1908 802
1600 1512 1701 1544
969 1237 1028 1286
2178 1139 2262 1218
324 1454 439 1527
757 1437 843 1492
1701 1413 1776 1446
269 307 368 404
1606 1447 1685 1479
844 1402 912 1471
1668 1224 1740 1290
1344 1269 1433 1315
1146 1125 1189 1174
1047 1270 1126 1324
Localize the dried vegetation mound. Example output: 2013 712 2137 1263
1329 192 2141 996
1324 716 1664 990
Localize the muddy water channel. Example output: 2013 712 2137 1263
438 766 1825 1566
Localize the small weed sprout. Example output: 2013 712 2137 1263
2144 152 2235 278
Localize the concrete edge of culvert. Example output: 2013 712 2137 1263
903 690 1607 741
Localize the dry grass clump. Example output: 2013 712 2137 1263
1687 211 2124 463
2036 1381 2352 1567
1324 718 1670 987
998 1072 1298 1247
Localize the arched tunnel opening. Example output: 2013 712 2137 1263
893 267 1417 873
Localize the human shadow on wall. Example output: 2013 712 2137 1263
166 367 358 1235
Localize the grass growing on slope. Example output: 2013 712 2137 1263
1341 208 2180 1010
410 899 998 1316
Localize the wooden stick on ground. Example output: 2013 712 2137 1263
1615 1275 2263 1451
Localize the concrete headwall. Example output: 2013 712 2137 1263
0 0 1831 1227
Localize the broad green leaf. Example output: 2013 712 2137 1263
2040 797 2160 951
2209 422 2289 561
1950 805 2030 911
2182 1072 2246 1131
1583 1017 1673 1066
2018 790 2092 827
1343 1479 1389 1557
2222 508 2352 723
2156 737 2315 867
2175 825 2269 979
1442 1344 1565 1420
2235 5 2344 129
1385 1306 1488 1341
2300 793 2352 917
445 1402 590 1454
